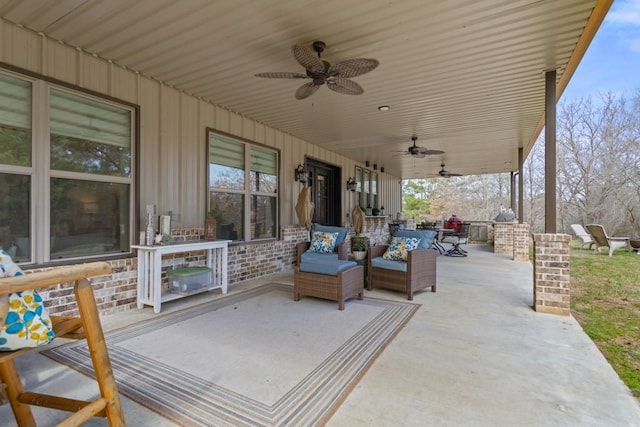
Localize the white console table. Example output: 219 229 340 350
132 240 230 313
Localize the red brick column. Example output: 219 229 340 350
494 223 514 255
513 223 530 261
533 233 571 316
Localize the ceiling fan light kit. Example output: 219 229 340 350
255 40 379 99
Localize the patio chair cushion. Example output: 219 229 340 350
371 256 408 272
300 251 340 263
0 250 55 351
312 223 348 246
395 229 438 249
299 259 358 276
309 231 339 254
383 236 420 261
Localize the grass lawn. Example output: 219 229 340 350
569 241 640 400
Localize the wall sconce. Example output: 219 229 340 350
373 163 378 171
365 160 370 167
294 164 308 184
346 177 357 192
381 166 385 173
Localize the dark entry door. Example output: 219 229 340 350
305 159 341 226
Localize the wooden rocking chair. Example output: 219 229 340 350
0 262 125 426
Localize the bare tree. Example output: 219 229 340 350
557 92 640 235
523 140 545 233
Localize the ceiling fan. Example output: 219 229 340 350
255 40 379 100
438 163 462 178
393 136 445 158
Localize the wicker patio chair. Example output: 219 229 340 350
367 244 436 300
295 224 349 265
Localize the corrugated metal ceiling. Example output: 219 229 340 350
0 0 609 179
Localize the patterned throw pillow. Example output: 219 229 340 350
0 250 55 351
309 231 340 254
383 236 421 261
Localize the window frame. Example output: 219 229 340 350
206 129 280 243
370 171 378 209
0 66 137 265
355 165 379 209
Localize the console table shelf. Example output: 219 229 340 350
132 240 230 313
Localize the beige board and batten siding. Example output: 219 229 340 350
0 18 401 230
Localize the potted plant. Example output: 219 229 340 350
351 235 370 260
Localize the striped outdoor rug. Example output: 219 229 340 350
44 283 419 426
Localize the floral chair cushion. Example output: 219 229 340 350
0 250 55 351
309 231 340 254
383 236 421 261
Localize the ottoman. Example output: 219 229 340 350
294 260 364 310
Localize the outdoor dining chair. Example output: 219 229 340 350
442 222 471 257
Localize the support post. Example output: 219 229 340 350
518 147 524 224
510 171 516 212
545 69 557 233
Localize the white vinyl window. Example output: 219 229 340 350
371 171 378 208
354 166 378 209
207 131 278 242
0 70 135 264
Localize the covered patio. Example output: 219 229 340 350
2 244 639 426
3 0 639 424
0 0 613 316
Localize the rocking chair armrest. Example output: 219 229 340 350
0 262 111 295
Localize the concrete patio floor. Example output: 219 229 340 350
2 244 640 426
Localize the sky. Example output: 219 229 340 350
561 0 640 102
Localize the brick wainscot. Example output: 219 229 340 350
34 225 309 316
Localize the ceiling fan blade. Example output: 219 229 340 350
422 149 445 155
255 72 309 79
295 82 320 99
329 58 379 78
326 78 364 95
292 45 324 73
440 170 462 177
